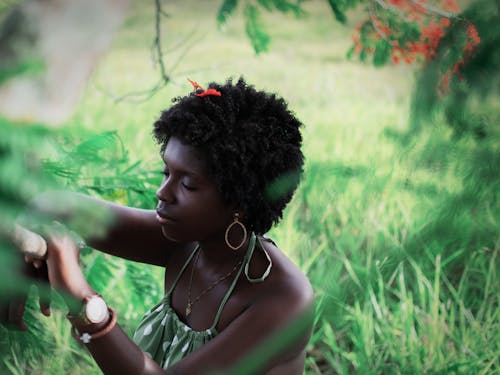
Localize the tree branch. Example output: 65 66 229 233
373 0 456 20
97 0 171 103
408 0 456 18
369 1 392 43
154 0 170 85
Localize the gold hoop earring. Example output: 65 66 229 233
225 213 247 251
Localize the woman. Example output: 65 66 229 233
20 78 313 374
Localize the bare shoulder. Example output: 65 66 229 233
169 238 314 374
244 236 314 372
256 236 313 308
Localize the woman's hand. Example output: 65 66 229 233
1 225 93 329
44 230 94 305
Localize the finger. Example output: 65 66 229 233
34 264 51 317
24 253 44 271
39 297 51 317
8 297 28 331
25 256 43 269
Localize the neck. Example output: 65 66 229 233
197 232 251 265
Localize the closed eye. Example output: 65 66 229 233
182 181 197 191
162 163 198 191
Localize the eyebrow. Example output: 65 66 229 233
162 159 205 178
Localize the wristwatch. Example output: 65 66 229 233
69 294 109 325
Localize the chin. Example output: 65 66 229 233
160 226 188 243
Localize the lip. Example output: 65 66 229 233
156 211 178 224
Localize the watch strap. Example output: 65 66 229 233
71 307 117 344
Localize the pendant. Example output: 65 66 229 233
186 303 192 317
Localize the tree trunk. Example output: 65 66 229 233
0 0 129 126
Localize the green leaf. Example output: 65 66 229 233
216 0 238 26
359 20 372 45
346 45 355 60
360 47 367 62
244 4 270 54
326 0 347 24
256 0 273 12
264 170 301 202
73 131 123 161
263 0 305 17
373 40 390 67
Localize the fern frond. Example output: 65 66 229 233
244 4 270 54
217 0 239 26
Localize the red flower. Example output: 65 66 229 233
420 21 445 41
440 0 460 13
387 0 404 6
438 70 452 97
440 17 450 27
467 24 480 45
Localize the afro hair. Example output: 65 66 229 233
153 77 304 235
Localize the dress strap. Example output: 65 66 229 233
210 233 257 330
244 236 272 283
210 233 274 329
167 244 200 295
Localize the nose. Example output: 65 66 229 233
156 177 176 204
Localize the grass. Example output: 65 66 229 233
1 0 499 374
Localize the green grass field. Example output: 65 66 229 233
1 1 498 374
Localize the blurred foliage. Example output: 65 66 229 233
217 0 305 53
0 0 22 15
218 0 495 139
0 3 160 371
0 0 498 373
0 120 55 305
45 130 159 207
0 119 66 370
0 3 44 85
411 0 500 138
298 120 499 372
0 117 161 373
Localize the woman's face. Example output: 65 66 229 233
156 137 233 243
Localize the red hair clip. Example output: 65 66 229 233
188 79 221 97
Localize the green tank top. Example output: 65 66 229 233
132 233 272 369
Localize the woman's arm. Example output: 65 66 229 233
42 231 166 374
71 283 313 375
44 231 314 375
85 324 165 375
30 191 184 266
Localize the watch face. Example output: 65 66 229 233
85 296 108 324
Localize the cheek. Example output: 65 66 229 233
188 201 230 234
167 193 231 241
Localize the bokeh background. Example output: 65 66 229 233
0 0 498 374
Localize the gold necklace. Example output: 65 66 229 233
186 250 243 317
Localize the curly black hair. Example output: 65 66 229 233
153 77 304 235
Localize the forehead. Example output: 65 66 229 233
163 137 207 175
